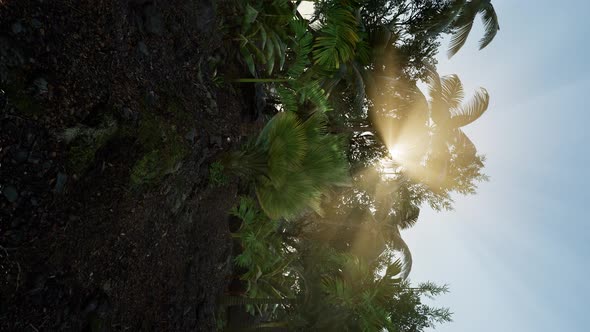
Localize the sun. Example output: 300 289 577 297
388 144 406 161
380 145 407 178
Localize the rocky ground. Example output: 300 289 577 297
0 1 254 330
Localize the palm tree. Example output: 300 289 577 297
307 177 418 279
420 67 490 191
223 112 350 219
446 0 500 58
368 179 419 279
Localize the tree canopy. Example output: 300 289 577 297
219 0 500 330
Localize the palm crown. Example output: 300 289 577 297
447 0 500 58
421 67 490 190
223 112 350 220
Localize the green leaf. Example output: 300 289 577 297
260 24 268 50
266 52 275 75
244 4 259 25
247 43 266 64
240 47 256 76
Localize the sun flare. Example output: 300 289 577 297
389 145 406 161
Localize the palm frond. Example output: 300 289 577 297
221 148 268 179
299 79 333 113
303 135 351 190
479 2 500 50
254 112 349 219
423 62 441 102
302 110 328 132
441 74 464 110
447 19 474 58
287 18 313 78
447 0 479 58
276 85 298 112
449 87 489 128
383 259 404 283
422 0 467 36
387 229 413 279
313 7 361 70
392 203 420 230
255 172 316 219
453 129 477 158
258 112 307 166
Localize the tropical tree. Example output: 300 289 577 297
385 281 452 332
222 112 350 219
304 172 419 279
445 0 500 58
288 252 451 331
219 1 501 330
420 67 490 192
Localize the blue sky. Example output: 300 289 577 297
295 0 589 329
403 1 590 331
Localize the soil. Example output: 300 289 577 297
0 0 254 331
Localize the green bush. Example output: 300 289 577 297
209 162 228 187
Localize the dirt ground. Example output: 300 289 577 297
0 1 253 330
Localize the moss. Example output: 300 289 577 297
129 144 188 187
130 113 189 187
130 150 161 185
66 117 118 174
68 142 100 174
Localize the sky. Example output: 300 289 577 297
296 1 590 331
400 1 590 331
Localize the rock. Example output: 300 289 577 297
34 77 49 95
137 41 149 57
2 185 19 202
11 22 23 34
53 172 67 193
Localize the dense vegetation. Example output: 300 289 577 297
0 0 499 330
217 0 499 330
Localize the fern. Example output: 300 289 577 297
230 196 297 305
287 18 314 78
313 5 362 70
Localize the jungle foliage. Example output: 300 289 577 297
219 0 499 330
